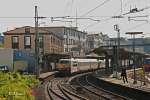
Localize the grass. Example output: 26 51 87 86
0 72 39 100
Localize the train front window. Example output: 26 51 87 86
73 61 78 67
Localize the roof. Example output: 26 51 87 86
39 26 87 34
39 27 64 38
4 26 49 34
86 52 101 57
3 26 63 40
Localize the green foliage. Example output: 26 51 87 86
0 72 39 100
0 43 4 48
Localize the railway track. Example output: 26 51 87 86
86 75 130 100
70 74 130 100
47 77 88 100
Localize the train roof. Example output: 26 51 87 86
75 59 99 62
59 58 103 62
59 58 77 62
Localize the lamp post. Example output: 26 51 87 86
126 32 143 84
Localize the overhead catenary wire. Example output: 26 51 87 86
0 0 150 35
81 0 111 16
83 17 112 30
82 0 125 31
82 0 150 31
1 0 146 30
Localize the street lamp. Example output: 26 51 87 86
126 32 143 84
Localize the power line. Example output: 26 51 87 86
0 13 148 20
0 16 46 19
0 17 33 18
83 17 112 30
123 6 150 15
81 0 111 16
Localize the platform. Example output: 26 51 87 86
98 68 150 93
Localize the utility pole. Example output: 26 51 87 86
35 6 39 78
34 6 46 78
114 24 120 78
126 32 143 84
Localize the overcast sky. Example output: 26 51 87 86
0 0 150 38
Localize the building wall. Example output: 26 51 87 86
44 35 51 54
39 27 87 55
31 35 35 50
0 49 13 71
4 35 12 48
14 49 35 73
4 33 64 54
19 35 24 49
63 27 87 54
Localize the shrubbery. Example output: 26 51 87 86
0 72 39 100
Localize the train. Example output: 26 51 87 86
56 58 105 74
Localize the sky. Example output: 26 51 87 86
0 0 150 38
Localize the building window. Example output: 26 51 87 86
51 36 53 43
65 38 67 44
39 36 43 48
24 36 31 49
65 48 68 52
12 36 19 49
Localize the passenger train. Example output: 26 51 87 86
56 58 105 74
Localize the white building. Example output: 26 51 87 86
40 26 87 56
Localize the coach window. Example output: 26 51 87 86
12 36 19 49
24 36 31 49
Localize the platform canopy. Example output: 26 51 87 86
92 46 148 59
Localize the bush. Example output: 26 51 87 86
0 72 39 100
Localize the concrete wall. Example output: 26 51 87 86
14 49 36 73
0 49 13 71
14 60 28 72
0 49 36 72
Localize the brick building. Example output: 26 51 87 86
4 26 64 54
